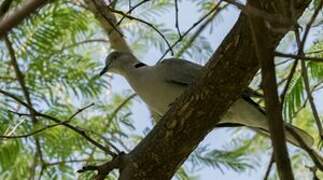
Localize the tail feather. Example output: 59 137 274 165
222 98 314 148
253 124 314 148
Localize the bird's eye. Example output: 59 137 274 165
112 54 119 60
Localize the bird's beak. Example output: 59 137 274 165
99 65 109 77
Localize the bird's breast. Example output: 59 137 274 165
125 68 185 115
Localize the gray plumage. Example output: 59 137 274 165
99 51 314 148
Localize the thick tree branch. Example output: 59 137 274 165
0 0 48 38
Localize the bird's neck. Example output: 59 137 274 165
118 60 147 77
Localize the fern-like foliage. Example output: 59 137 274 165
0 0 322 179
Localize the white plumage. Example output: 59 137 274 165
99 51 314 148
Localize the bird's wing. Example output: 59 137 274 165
158 58 203 86
158 58 314 148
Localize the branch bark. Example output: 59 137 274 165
83 0 131 52
0 0 48 38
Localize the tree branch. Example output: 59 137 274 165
158 1 224 61
175 4 228 58
4 34 46 179
248 8 294 179
83 0 131 52
0 89 116 157
275 51 323 63
0 103 94 139
0 0 48 38
298 0 323 141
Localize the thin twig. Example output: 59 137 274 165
45 158 106 166
0 89 117 157
4 36 34 119
0 89 31 108
280 58 299 109
4 34 45 179
176 4 228 58
0 103 95 139
43 38 109 61
306 49 323 55
292 81 323 118
85 129 121 154
158 1 223 62
264 153 275 180
107 93 137 126
77 152 126 180
275 51 323 63
301 60 323 140
107 6 174 55
114 0 151 27
296 0 323 140
174 0 181 38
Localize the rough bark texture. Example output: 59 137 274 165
0 0 48 38
116 0 310 179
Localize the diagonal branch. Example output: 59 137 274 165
174 0 181 38
158 1 224 61
104 6 174 55
175 4 228 58
0 89 117 157
298 0 323 141
0 0 48 38
84 0 131 52
4 34 45 179
275 51 323 63
0 103 94 139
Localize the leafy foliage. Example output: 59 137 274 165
189 141 254 173
0 0 322 179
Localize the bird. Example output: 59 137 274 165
99 51 314 148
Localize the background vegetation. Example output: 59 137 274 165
0 0 322 179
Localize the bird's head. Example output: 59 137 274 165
99 51 137 76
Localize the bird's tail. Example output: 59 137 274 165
254 124 314 148
221 98 314 148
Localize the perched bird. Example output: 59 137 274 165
99 51 314 148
